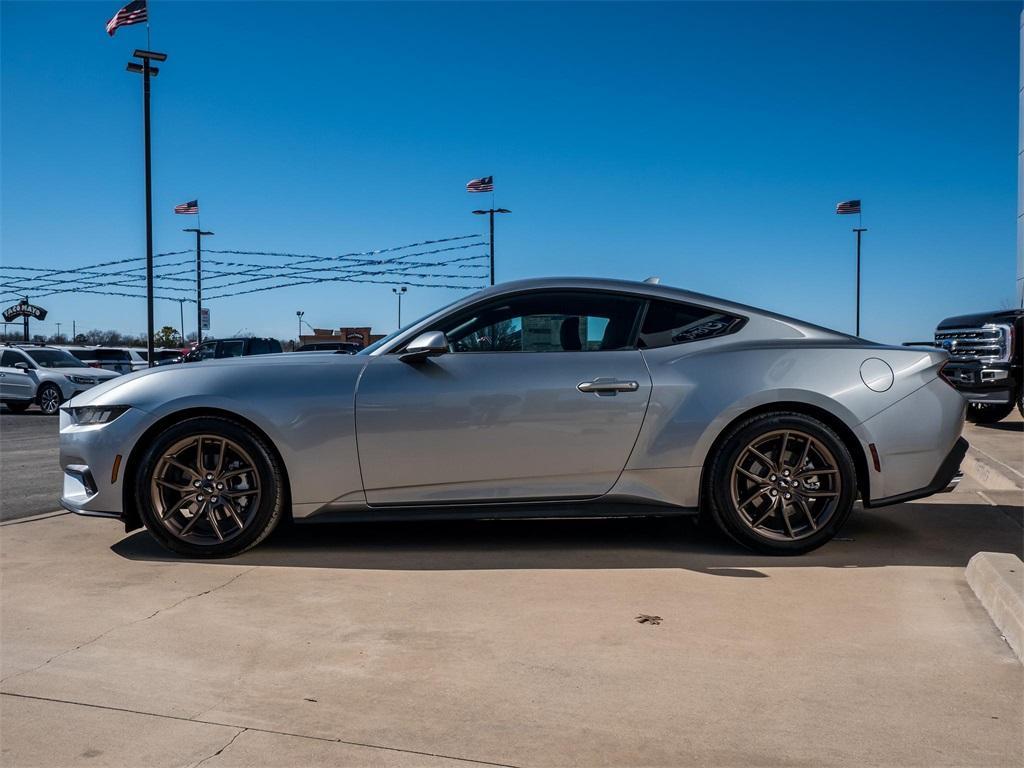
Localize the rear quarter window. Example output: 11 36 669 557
638 299 745 349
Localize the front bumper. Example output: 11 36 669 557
941 361 1016 405
59 406 152 518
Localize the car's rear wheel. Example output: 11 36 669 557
706 412 857 555
134 416 285 558
37 384 62 415
966 402 1014 424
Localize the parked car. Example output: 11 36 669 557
126 348 184 371
295 341 361 353
933 309 1024 423
60 277 966 558
60 346 133 375
1 344 119 414
180 337 283 362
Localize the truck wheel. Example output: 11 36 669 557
966 402 1014 424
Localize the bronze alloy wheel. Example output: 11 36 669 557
729 428 842 542
150 434 263 546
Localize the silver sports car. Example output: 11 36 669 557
59 277 967 558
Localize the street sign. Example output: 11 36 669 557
2 300 47 323
200 308 210 331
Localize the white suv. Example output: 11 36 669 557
0 345 119 415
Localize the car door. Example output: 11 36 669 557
355 290 653 505
0 353 34 401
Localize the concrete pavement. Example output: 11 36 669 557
1 411 1021 766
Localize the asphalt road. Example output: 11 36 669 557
0 407 62 521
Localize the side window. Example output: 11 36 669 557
1 350 27 367
197 342 217 360
438 292 643 353
218 341 245 358
250 339 271 355
69 350 91 361
637 299 744 349
96 349 129 362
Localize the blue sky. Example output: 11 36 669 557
1 1 1018 343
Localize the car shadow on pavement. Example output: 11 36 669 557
111 500 1023 575
975 420 1024 433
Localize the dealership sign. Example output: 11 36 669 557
2 300 47 323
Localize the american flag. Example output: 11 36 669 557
466 176 494 193
106 0 147 37
174 200 199 214
836 199 861 215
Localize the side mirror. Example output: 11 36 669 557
400 331 449 363
13 362 29 371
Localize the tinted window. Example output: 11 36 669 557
438 292 643 353
218 340 245 358
95 349 130 361
638 300 744 349
196 343 217 360
1 350 28 367
68 350 92 361
24 349 88 368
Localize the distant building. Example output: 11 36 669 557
299 326 385 349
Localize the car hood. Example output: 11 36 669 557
45 367 120 380
67 351 366 408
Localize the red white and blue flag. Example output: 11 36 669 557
174 200 199 214
466 176 494 193
106 0 147 37
836 199 861 215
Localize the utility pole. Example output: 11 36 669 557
853 227 866 337
177 299 185 345
183 228 214 345
72 320 76 343
55 322 62 342
472 208 511 285
392 286 407 327
22 297 29 342
127 48 167 367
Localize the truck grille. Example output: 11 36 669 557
933 324 1011 363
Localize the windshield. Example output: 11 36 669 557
25 349 88 368
357 297 469 355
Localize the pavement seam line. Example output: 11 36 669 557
0 510 71 527
0 692 522 768
0 567 257 685
188 726 247 768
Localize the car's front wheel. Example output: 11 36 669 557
37 384 63 415
134 416 285 558
706 412 857 555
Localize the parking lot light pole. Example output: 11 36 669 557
296 310 304 343
183 228 213 347
853 227 867 337
472 208 511 285
127 49 167 368
392 286 407 327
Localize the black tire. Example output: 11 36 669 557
966 402 1014 424
4 401 30 413
705 412 858 555
134 416 285 558
36 383 63 415
1018 391 1023 420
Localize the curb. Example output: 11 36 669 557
966 552 1024 663
961 450 1023 492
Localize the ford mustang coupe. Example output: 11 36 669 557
59 278 967 558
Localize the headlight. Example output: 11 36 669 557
70 406 130 425
68 375 98 385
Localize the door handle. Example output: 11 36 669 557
577 378 639 395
